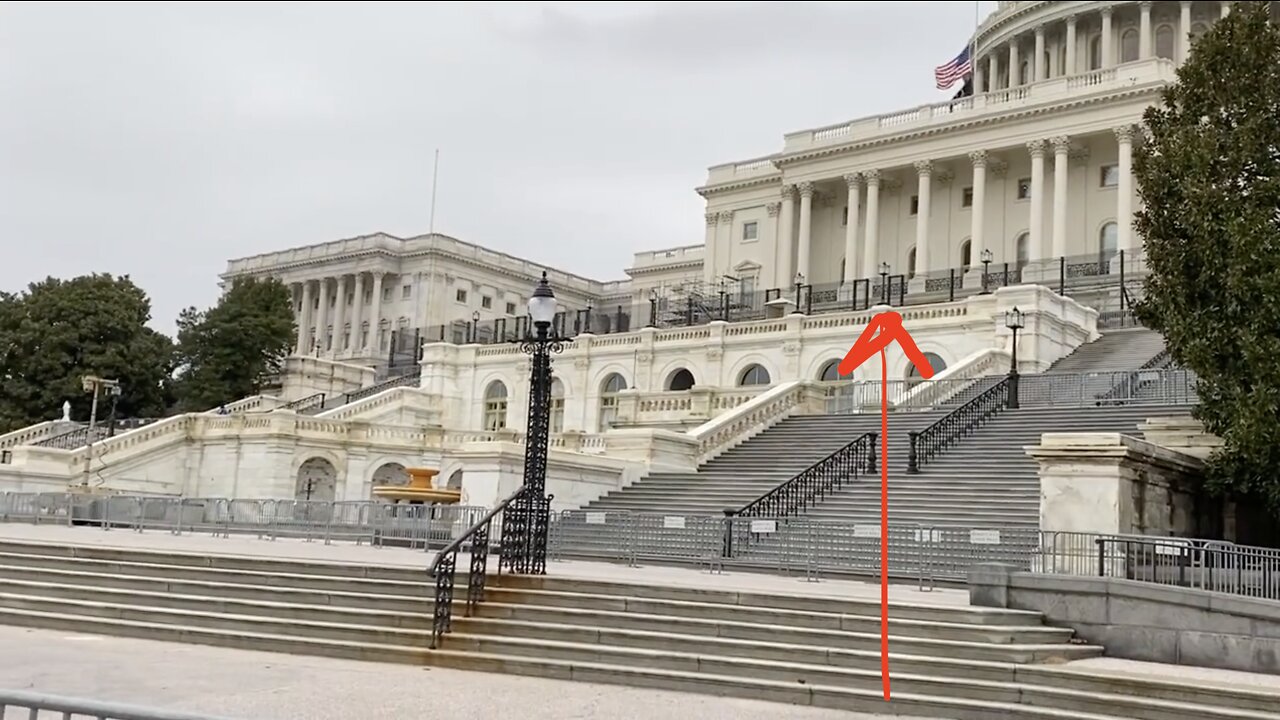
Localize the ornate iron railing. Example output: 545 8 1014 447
281 393 325 413
33 417 159 450
342 368 422 406
1095 348 1173 405
426 486 527 649
735 432 878 520
907 376 1011 473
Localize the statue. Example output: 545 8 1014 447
61 401 71 422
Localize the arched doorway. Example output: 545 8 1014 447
738 364 771 387
905 353 947 387
296 457 338 503
483 381 508 430
598 373 627 431
666 368 695 391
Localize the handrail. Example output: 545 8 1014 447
1094 536 1280 603
1095 348 1173 405
281 393 325 413
343 368 422 406
735 432 878 519
907 376 1011 473
0 688 242 720
427 485 527 649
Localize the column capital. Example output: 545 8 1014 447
863 169 882 186
780 183 796 200
1114 125 1135 144
968 150 989 168
1140 1 1153 10
1065 12 1078 25
1050 136 1072 155
913 160 933 177
1027 139 1047 158
766 202 782 217
718 210 735 224
843 172 863 190
1035 25 1045 38
1101 5 1113 17
797 181 815 199
705 211 718 226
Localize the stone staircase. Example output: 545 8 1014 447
0 539 1275 720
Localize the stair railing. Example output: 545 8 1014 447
722 432 877 558
907 376 1011 473
427 485 529 650
281 393 325 413
1094 349 1173 405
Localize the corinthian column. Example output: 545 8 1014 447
862 171 881 279
1051 136 1071 259
968 151 988 271
843 173 862 281
914 161 933 277
777 185 796 286
1116 126 1135 252
1028 140 1047 261
796 181 815 281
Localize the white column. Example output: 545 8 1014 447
1034 27 1046 81
862 170 881 279
702 212 718 285
1028 140 1046 261
968 151 987 271
988 53 999 90
367 273 383 353
351 272 366 354
296 281 312 354
315 278 331 356
1180 2 1193 62
974 58 985 94
1102 8 1114 68
1009 40 1021 86
914 161 932 277
1116 126 1135 252
334 274 348 355
843 174 862 281
717 211 734 282
1065 15 1078 75
1140 2 1153 59
796 181 815 282
776 185 796 287
1051 136 1070 259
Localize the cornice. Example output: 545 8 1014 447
773 83 1165 169
627 260 703 276
696 173 782 199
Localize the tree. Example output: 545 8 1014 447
170 276 295 412
1134 2 1280 516
0 274 173 433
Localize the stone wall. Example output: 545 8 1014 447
970 563 1280 675
280 356 376 402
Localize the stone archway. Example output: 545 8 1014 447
445 468 463 489
295 457 337 503
370 462 409 502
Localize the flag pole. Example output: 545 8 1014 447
428 148 440 235
971 1 980 88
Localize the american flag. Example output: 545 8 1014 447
934 47 972 91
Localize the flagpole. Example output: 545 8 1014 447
971 0 980 86
428 148 440 235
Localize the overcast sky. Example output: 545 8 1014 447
0 1 994 332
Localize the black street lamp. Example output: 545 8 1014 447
500 272 564 575
647 288 658 327
1005 306 1024 409
793 273 805 312
879 262 891 305
980 249 993 294
470 310 481 344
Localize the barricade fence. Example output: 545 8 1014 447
0 689 239 720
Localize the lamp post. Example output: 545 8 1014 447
80 376 120 488
980 249 993 294
471 311 481 344
879 262 891 305
647 288 658 327
583 302 593 334
793 273 805 313
501 272 564 575
1005 306 1024 409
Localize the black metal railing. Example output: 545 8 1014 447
32 417 159 450
281 393 325 413
427 486 528 649
1095 536 1280 602
907 376 1011 473
1095 348 1174 406
342 368 422 406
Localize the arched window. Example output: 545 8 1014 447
1155 24 1175 60
819 360 854 383
906 352 948 386
550 378 565 434
483 381 508 431
1089 35 1103 70
960 239 972 268
1099 221 1118 261
359 321 369 350
1015 232 1030 269
598 373 627 431
739 364 771 387
907 247 918 280
1190 22 1208 43
1120 29 1139 63
667 368 695 391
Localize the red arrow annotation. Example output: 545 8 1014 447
837 310 934 702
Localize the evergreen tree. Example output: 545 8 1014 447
0 274 173 433
1134 2 1280 514
170 276 295 412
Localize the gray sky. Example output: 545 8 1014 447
0 1 994 332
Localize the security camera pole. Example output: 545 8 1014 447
81 375 121 488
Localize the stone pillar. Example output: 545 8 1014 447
1101 7 1114 68
1139 1 1153 59
334 274 348 355
1065 15 1078 74
351 272 366 354
968 151 987 272
368 273 383 354
973 56 985 94
717 211 734 284
862 170 881 279
297 281 312 354
1008 40 1020 86
1180 2 1193 62
1034 27 1046 81
315 278 331 355
987 53 999 90
1116 126 1135 252
777 185 796 287
843 173 862 281
913 161 932 277
703 211 718 285
1028 140 1046 261
796 181 815 282
1051 136 1070 259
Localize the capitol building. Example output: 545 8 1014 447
0 0 1230 511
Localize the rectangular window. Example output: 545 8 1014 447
962 187 974 207
455 289 468 303
481 295 493 309
401 284 411 299
382 287 392 302
1100 164 1120 187
505 302 516 315
910 195 919 215
1017 178 1032 200
741 221 758 241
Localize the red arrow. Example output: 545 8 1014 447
837 310 934 701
